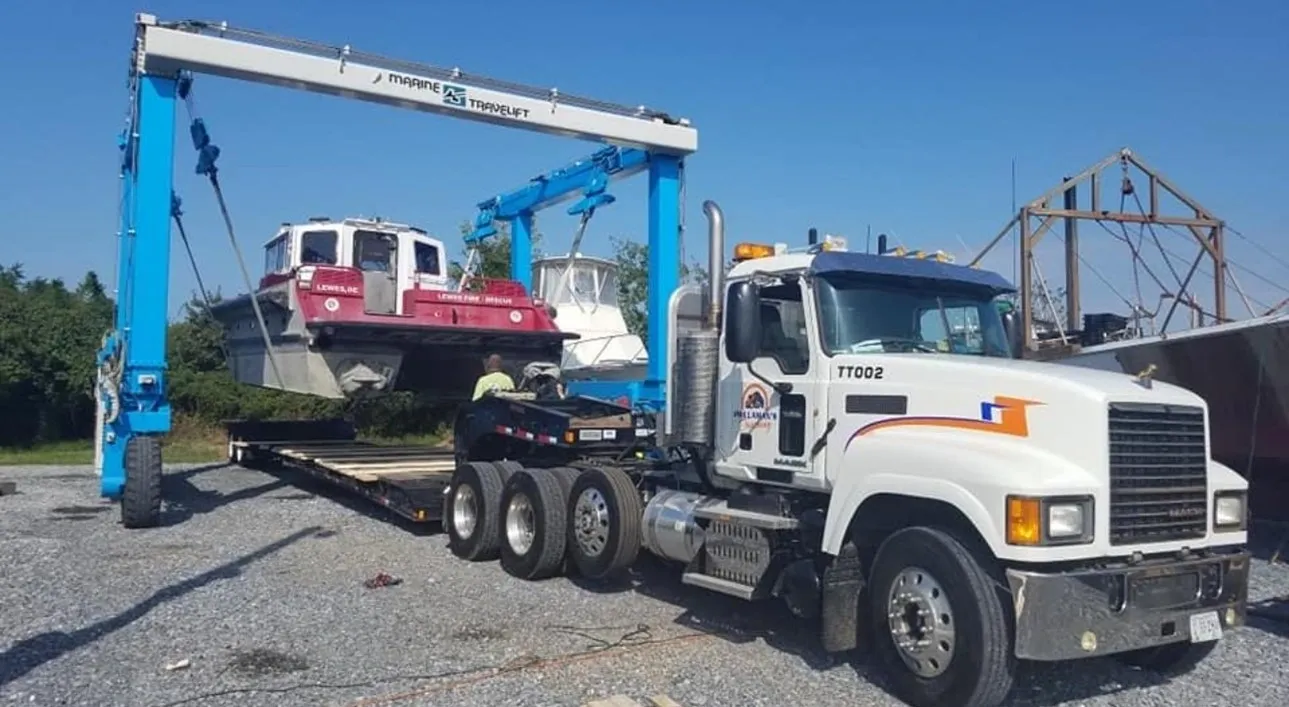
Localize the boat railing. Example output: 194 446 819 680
562 332 648 369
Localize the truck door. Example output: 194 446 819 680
723 278 827 490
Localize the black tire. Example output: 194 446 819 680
121 435 162 529
493 460 523 479
446 461 507 561
1113 639 1217 675
498 469 569 580
868 526 1015 707
565 466 642 580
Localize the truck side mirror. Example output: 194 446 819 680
725 280 762 363
1000 308 1023 358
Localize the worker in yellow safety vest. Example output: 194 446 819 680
472 353 516 401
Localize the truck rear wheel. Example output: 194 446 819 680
499 469 570 580
446 461 512 561
868 526 1014 707
566 466 642 580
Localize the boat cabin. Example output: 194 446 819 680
533 254 648 374
261 216 451 315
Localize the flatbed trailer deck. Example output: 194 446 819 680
223 393 650 524
225 418 456 522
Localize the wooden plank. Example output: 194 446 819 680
581 695 683 707
582 697 643 707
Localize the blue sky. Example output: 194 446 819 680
2 0 1287 322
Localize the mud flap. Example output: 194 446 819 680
820 540 866 653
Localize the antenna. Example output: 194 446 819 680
1011 158 1018 283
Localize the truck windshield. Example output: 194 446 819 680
814 273 1011 357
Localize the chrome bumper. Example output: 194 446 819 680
1006 550 1250 661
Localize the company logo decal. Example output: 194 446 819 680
843 395 1043 452
735 382 777 430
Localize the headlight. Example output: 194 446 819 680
1214 491 1247 531
1006 495 1094 546
1047 503 1086 539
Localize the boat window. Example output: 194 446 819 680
263 235 288 275
353 230 395 272
414 241 441 275
599 267 619 307
571 266 597 302
300 230 338 265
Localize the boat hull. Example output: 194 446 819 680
1054 314 1289 519
209 271 573 400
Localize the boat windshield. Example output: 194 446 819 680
814 272 1012 357
300 230 338 265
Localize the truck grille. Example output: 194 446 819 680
1108 402 1208 545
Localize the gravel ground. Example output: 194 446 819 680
1 463 1287 707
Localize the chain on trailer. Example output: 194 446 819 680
172 72 286 389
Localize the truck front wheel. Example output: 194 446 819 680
868 526 1015 707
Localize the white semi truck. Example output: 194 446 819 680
444 200 1251 707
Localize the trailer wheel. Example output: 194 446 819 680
868 526 1015 707
121 435 162 529
566 466 642 580
446 461 509 561
498 469 569 580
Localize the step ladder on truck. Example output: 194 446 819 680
443 203 1253 707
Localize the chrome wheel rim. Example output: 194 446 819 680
886 566 956 678
572 487 610 557
452 484 478 539
505 493 536 555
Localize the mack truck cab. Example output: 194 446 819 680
443 201 1251 707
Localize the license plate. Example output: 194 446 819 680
1189 611 1223 643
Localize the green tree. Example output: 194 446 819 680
610 236 711 341
0 266 114 445
448 220 544 286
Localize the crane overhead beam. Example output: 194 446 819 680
133 15 698 155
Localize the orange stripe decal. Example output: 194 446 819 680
844 395 1043 452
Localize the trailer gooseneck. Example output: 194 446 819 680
444 202 1252 707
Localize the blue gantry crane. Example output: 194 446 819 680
463 145 683 404
98 13 697 528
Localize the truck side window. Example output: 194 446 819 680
758 283 810 375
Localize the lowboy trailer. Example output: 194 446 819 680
225 394 654 524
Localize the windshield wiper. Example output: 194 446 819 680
852 337 938 353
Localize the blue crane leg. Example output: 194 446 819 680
101 74 178 499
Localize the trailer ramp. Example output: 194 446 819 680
224 418 455 522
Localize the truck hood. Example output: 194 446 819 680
827 353 1210 481
890 354 1204 407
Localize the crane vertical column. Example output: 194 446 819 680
644 154 682 400
511 212 535 290
101 73 178 506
